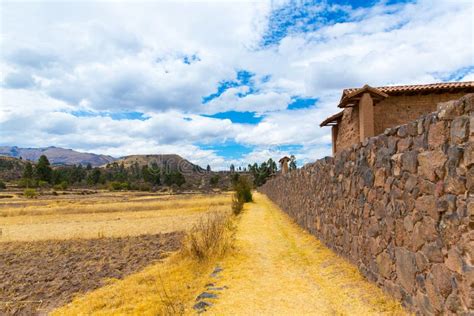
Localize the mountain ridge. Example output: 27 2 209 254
0 146 116 167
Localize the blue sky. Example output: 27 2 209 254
0 0 473 169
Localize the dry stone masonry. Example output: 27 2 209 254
259 94 474 314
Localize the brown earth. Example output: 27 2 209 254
0 232 183 315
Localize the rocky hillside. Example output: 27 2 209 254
110 154 202 173
0 146 116 167
0 156 26 181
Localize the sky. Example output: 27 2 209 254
0 0 473 170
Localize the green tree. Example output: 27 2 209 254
23 161 33 179
87 168 102 185
229 164 235 172
209 174 220 186
164 171 185 187
206 165 211 172
289 155 297 171
35 155 52 182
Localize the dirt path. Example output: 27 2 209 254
206 193 406 315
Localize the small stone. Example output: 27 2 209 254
418 150 446 182
415 290 435 315
465 142 474 167
376 251 393 279
193 301 213 311
397 125 408 138
445 248 463 274
437 100 462 120
395 248 418 294
450 116 469 144
444 175 466 195
428 121 447 149
415 195 437 220
397 137 412 152
196 292 218 301
417 119 424 135
425 275 443 312
421 242 444 263
431 264 453 298
374 168 385 188
401 150 418 173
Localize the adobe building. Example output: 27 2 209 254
320 81 474 154
279 156 290 174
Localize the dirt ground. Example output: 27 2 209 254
0 232 183 315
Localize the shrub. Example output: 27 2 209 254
209 175 220 186
24 188 37 198
231 195 244 215
181 212 235 261
0 180 6 190
234 176 253 203
54 181 68 191
231 176 253 215
108 181 130 191
18 178 36 188
38 180 49 188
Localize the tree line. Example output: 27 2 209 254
19 155 185 190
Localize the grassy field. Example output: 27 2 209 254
0 190 231 241
0 190 232 315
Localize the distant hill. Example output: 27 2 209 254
110 154 203 174
0 146 116 167
0 156 27 181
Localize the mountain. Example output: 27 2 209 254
110 154 203 173
0 146 116 167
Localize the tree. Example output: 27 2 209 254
206 165 211 172
142 165 160 185
209 174 220 186
164 171 185 187
229 164 235 172
23 162 33 179
289 155 297 171
35 155 52 182
87 168 102 185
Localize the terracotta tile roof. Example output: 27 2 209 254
320 111 343 127
343 81 474 96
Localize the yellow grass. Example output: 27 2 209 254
209 192 406 315
53 191 407 315
0 192 231 242
52 212 236 315
52 254 215 316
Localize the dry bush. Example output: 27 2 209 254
181 212 235 262
231 195 244 215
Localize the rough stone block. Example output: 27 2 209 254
450 116 469 144
418 150 446 182
445 247 463 274
395 248 418 294
402 150 418 173
437 100 463 120
428 121 447 149
431 264 453 298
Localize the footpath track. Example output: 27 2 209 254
206 192 406 315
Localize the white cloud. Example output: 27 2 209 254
0 0 473 169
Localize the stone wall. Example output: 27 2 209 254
259 94 473 314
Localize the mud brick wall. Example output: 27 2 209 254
259 94 473 314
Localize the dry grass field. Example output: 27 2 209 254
0 190 231 242
0 190 231 315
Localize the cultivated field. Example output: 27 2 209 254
0 190 231 315
0 190 231 241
